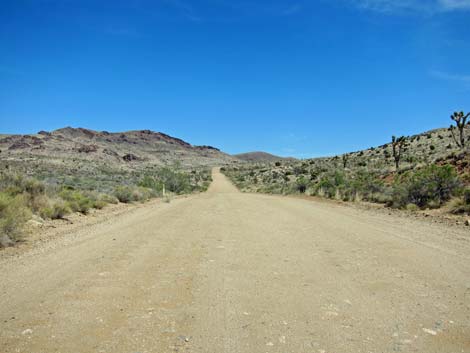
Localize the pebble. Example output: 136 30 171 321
21 329 33 335
178 335 190 342
422 328 437 336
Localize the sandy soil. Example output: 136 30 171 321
1 168 469 353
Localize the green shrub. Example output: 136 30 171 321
93 199 107 210
316 176 337 198
348 171 386 203
0 173 48 212
59 189 94 214
113 186 134 203
39 199 70 219
155 168 192 194
114 185 155 203
131 187 155 202
0 193 31 247
138 168 199 195
138 175 162 191
99 193 119 205
449 188 470 214
406 203 419 212
99 194 119 205
201 181 211 191
295 176 309 193
391 164 461 209
314 171 346 199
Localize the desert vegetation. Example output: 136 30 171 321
0 166 212 247
222 111 470 217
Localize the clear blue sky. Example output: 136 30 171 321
1 0 469 157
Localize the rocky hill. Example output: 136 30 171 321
0 127 237 168
234 151 295 163
0 127 239 191
222 125 470 205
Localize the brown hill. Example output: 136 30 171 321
0 127 237 168
0 127 240 191
235 151 295 163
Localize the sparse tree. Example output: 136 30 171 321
392 135 406 170
342 154 349 169
449 111 470 149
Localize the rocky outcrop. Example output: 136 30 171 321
8 141 31 150
122 153 139 162
76 144 98 153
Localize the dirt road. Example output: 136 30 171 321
1 169 469 353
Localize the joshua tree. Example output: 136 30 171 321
392 135 406 170
342 154 349 169
449 111 470 149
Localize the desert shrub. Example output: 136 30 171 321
391 164 461 209
39 199 70 219
139 168 195 195
293 166 307 176
93 199 107 210
0 193 31 247
157 168 192 194
114 185 155 203
406 203 419 212
463 188 470 204
295 176 309 193
138 175 161 191
59 189 94 214
27 194 50 213
99 193 119 205
0 173 48 212
201 181 211 191
132 187 155 202
0 173 44 196
313 171 346 199
449 188 470 214
316 176 338 199
348 171 387 203
113 185 134 203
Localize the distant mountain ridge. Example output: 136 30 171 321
0 127 235 168
235 151 296 163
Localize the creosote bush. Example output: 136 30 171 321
390 164 461 209
39 198 70 219
0 193 31 247
59 189 96 214
113 185 156 203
